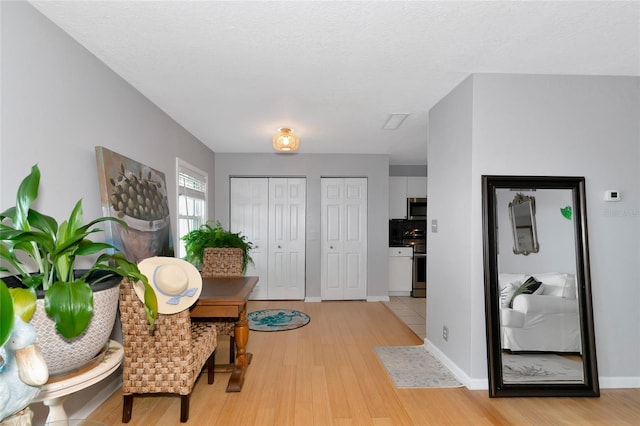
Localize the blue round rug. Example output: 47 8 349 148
247 309 310 332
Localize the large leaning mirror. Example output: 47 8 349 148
482 176 599 397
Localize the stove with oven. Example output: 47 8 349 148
402 228 426 297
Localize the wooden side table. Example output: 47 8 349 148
191 276 258 392
31 340 123 424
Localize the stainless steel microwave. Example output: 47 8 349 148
407 198 427 220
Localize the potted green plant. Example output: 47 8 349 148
0 164 157 375
182 220 253 272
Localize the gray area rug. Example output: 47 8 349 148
374 345 463 388
502 353 584 383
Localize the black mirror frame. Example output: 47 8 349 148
482 175 599 397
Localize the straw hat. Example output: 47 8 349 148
135 257 202 314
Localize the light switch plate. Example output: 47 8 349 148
431 219 438 233
605 190 622 201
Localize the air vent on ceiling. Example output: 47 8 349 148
383 113 410 130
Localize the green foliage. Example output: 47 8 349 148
45 279 93 339
182 220 253 272
0 165 157 339
0 279 14 348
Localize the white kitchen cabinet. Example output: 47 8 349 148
389 176 408 219
407 176 428 198
389 176 428 219
388 247 413 295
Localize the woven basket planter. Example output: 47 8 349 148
5 273 121 377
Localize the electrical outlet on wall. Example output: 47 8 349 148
443 325 449 341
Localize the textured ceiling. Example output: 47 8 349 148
29 1 640 165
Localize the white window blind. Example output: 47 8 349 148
176 160 208 258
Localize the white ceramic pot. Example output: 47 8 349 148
29 277 120 377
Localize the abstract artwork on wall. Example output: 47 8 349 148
95 146 174 263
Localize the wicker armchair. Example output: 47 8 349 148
119 279 218 423
201 247 243 362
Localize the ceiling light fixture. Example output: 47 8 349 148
383 113 410 130
273 127 300 152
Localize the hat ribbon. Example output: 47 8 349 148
152 266 198 305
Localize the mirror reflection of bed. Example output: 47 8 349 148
496 188 583 384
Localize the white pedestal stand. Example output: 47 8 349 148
31 340 123 425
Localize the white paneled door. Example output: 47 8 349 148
230 178 269 299
230 177 306 300
321 178 367 300
268 178 306 299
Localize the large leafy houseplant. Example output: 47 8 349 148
182 221 253 272
0 165 157 339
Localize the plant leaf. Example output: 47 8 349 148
15 164 40 230
84 215 128 231
131 278 158 331
65 200 84 238
3 229 55 253
17 273 44 290
89 253 158 329
142 280 158 330
0 279 15 347
74 241 116 256
8 287 37 322
0 244 30 276
45 280 93 339
0 206 17 222
27 208 59 237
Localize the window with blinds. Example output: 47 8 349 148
176 159 207 258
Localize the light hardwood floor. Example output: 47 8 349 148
88 300 640 425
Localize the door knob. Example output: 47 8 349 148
278 245 282 249
330 246 334 249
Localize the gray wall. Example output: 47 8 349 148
214 153 389 299
1 1 216 256
1 2 215 421
429 73 640 386
427 76 475 374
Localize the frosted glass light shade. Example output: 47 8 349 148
272 128 299 152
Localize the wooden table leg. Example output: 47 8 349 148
226 306 253 392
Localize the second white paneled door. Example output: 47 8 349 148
230 177 306 300
321 178 367 300
268 178 306 299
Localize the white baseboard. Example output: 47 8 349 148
388 291 411 297
599 376 640 389
423 339 488 390
424 339 640 391
303 296 392 302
